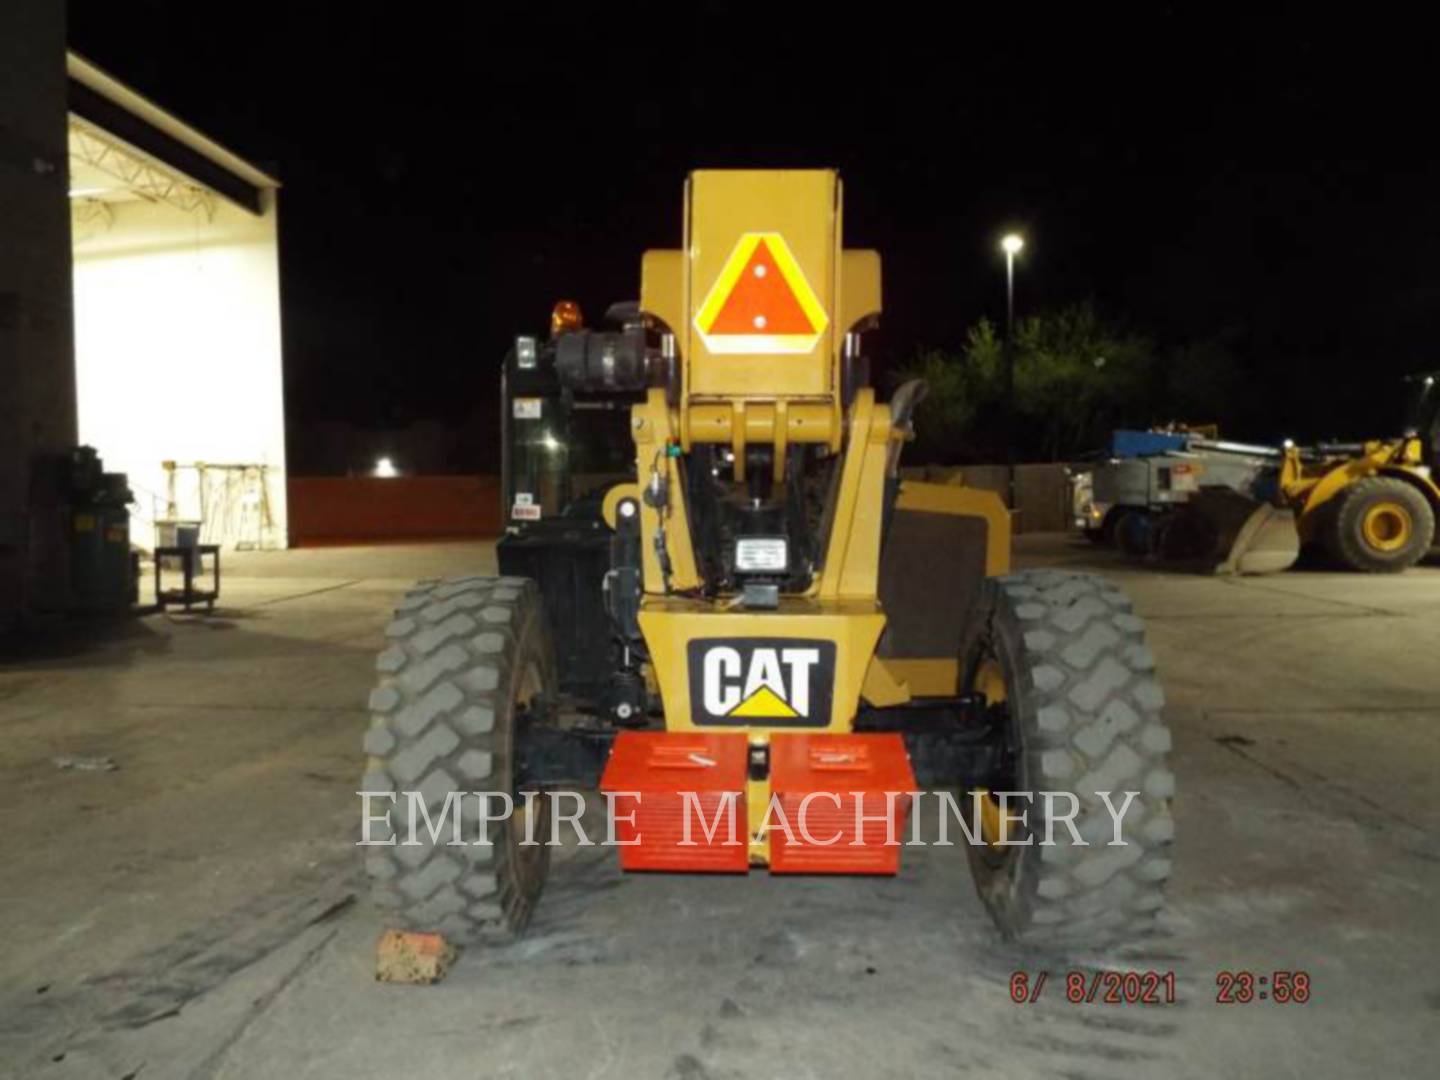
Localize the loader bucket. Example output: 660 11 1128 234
1159 488 1300 575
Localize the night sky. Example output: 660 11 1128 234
68 4 1439 470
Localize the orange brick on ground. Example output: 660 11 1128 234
375 929 457 984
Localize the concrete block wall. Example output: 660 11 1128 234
287 477 502 546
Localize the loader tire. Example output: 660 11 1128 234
960 570 1174 949
1114 510 1154 557
1324 477 1434 573
360 576 556 943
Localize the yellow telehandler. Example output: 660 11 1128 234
360 171 1175 950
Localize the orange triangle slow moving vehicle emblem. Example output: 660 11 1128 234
694 232 829 355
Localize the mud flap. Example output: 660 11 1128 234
1160 489 1300 575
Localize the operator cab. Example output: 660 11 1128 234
500 302 642 531
1402 370 1440 473
497 303 655 707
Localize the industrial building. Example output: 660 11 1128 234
68 53 287 553
2 24 284 631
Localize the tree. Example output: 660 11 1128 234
893 302 1154 462
891 321 1003 462
1012 302 1153 460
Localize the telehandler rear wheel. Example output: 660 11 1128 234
1324 476 1434 573
360 576 556 943
960 570 1174 949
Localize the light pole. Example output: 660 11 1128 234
1002 233 1024 340
1000 233 1024 507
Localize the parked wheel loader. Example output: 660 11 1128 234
1273 375 1439 572
360 171 1174 949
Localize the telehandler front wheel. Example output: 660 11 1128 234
960 570 1175 949
1324 476 1434 573
360 576 556 943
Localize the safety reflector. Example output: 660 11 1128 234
599 732 749 872
768 734 916 875
693 232 828 355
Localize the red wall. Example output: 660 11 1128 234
287 476 502 546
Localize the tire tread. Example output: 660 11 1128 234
361 576 550 943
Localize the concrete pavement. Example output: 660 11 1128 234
2 538 1438 1078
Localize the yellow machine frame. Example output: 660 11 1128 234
1278 437 1440 543
600 170 1010 865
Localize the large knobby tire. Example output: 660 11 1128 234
961 570 1175 950
1324 476 1435 573
361 576 556 943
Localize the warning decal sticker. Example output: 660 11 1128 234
693 232 828 355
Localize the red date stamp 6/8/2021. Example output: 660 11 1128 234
1009 970 1177 1005
1009 971 1314 1005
